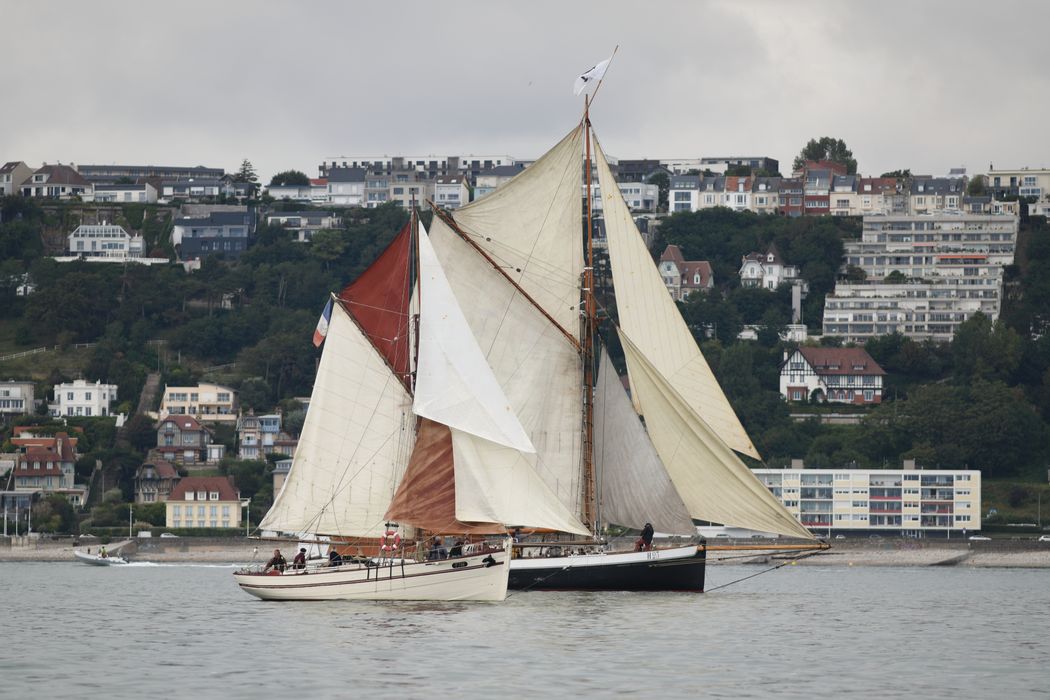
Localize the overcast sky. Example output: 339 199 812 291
4 1 1048 183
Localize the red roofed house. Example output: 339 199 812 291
156 414 224 464
134 459 181 504
11 432 87 506
165 476 242 529
658 244 714 301
780 347 886 405
21 163 91 199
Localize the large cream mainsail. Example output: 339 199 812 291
428 215 586 520
259 300 415 537
594 351 695 535
411 224 588 535
450 124 584 339
620 332 814 539
593 136 760 460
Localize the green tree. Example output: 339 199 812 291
967 175 987 197
235 159 259 184
951 312 1021 383
793 137 858 175
269 170 310 186
880 169 912 179
884 270 907 283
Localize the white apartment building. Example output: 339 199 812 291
823 214 1018 342
434 175 469 209
49 379 117 417
89 183 157 203
160 383 238 424
67 224 145 260
753 467 982 537
326 167 366 206
0 381 35 416
987 167 1050 201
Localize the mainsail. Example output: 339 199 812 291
593 137 760 460
387 225 588 535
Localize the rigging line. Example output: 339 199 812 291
704 550 827 593
430 205 580 351
451 121 585 289
339 299 411 317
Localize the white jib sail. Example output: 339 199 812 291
259 300 414 537
414 222 535 453
451 124 584 338
429 215 586 521
621 332 815 540
594 135 760 460
594 350 696 535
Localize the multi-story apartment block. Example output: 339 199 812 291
160 383 238 423
699 156 779 175
434 175 469 209
909 177 965 214
778 178 804 216
172 210 254 261
326 167 365 206
753 467 981 537
49 379 117 418
823 214 1018 342
474 164 527 199
166 476 242 529
386 173 434 209
751 177 781 214
67 224 145 260
320 154 516 181
0 381 35 416
986 167 1050 201
589 181 661 213
658 244 713 300
0 161 33 196
77 164 223 185
21 164 91 199
612 159 668 183
780 347 885 404
89 183 158 204
265 211 341 242
160 179 223 201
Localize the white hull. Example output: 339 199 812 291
233 541 512 602
74 550 128 566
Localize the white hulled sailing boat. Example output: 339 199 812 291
233 215 589 602
417 96 818 591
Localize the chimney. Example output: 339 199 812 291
902 459 916 471
790 459 804 470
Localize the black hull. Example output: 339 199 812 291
508 548 706 592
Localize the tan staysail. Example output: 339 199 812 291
594 135 760 460
451 124 585 339
620 332 814 540
428 215 586 520
260 300 414 537
594 351 695 535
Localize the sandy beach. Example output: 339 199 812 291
3 536 1050 568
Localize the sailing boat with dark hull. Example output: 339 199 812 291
421 89 817 591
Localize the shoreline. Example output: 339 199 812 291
3 537 1050 568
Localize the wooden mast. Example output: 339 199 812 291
582 95 597 533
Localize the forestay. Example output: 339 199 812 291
594 135 760 460
451 124 585 338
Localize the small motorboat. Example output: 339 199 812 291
74 549 129 566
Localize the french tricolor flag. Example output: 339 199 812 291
313 299 333 347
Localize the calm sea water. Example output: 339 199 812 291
1 561 1046 699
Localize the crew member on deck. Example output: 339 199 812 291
292 548 307 569
264 548 287 573
635 523 655 552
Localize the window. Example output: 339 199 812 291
173 519 180 527
173 505 181 516
185 492 194 501
197 505 206 517
197 491 206 501
209 491 219 501
210 506 218 517
222 506 230 517
863 390 874 401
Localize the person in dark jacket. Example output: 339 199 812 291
635 523 655 551
292 548 307 569
264 548 287 573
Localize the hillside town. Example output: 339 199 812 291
1 144 1048 542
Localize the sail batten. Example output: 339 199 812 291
594 136 760 460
